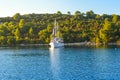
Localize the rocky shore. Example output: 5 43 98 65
19 42 120 47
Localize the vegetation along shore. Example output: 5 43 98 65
0 10 120 46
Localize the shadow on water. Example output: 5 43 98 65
2 45 120 58
10 53 48 57
3 46 49 57
64 45 120 49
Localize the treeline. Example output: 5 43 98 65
0 10 120 45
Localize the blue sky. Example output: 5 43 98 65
0 0 120 17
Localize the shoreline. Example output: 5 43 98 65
19 42 120 46
0 42 120 47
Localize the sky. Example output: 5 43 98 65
0 0 120 17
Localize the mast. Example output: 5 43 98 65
57 22 59 38
52 19 57 37
53 19 60 37
52 28 55 37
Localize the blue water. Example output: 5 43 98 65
0 46 120 80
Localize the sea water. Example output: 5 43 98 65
0 46 120 80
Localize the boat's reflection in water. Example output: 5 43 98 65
49 48 62 80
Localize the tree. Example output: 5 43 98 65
86 10 95 19
75 11 81 16
0 30 4 36
38 29 49 43
95 14 101 20
112 14 118 23
99 19 115 44
14 28 21 42
75 11 81 17
102 14 109 20
13 13 21 21
19 19 25 28
0 24 9 36
67 11 71 15
57 11 62 15
0 36 7 45
7 36 15 45
29 27 33 39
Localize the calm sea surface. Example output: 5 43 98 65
0 46 120 80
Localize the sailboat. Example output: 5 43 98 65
49 20 64 48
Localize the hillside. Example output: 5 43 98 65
0 11 120 45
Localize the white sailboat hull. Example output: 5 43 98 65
49 42 64 48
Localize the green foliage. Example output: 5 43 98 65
7 36 16 45
57 11 62 15
67 11 71 15
29 27 33 37
14 28 20 37
19 19 25 28
99 20 117 44
13 13 21 21
0 11 120 45
112 14 118 23
0 36 7 45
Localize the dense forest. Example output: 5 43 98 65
0 10 120 46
